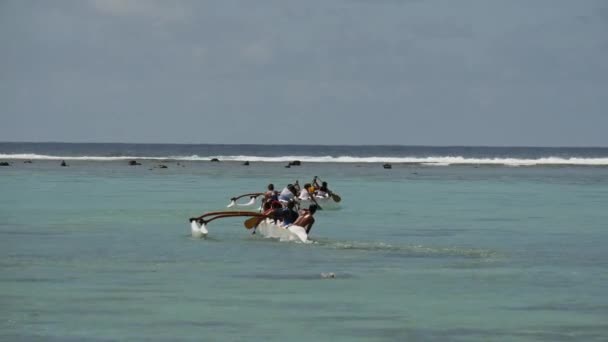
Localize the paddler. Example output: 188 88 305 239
278 184 297 204
261 183 279 210
313 177 334 199
294 204 317 234
315 181 330 198
298 183 313 200
264 183 278 201
273 201 299 227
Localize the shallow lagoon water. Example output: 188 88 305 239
1 158 608 341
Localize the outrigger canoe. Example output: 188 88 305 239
189 211 309 243
227 193 341 210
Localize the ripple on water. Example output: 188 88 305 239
231 272 354 281
504 302 608 314
336 324 608 342
321 240 498 259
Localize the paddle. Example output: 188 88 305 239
330 192 341 203
243 211 275 229
244 215 265 229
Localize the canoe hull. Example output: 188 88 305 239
190 218 308 243
256 219 308 243
296 196 340 210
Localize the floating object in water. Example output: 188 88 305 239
128 160 141 166
243 161 250 166
60 160 68 167
210 158 220 162
0 162 10 166
383 163 392 169
321 272 336 279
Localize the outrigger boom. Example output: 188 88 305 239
188 210 309 242
189 211 265 238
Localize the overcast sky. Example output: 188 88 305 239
1 0 607 146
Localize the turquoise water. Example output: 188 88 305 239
2 160 608 341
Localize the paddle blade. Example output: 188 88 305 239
244 216 263 229
331 193 341 203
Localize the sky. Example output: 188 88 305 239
1 0 607 146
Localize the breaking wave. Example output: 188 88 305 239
2 153 608 166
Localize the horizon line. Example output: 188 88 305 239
1 141 608 149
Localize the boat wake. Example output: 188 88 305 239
315 240 499 259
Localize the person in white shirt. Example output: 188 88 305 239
278 184 297 203
298 183 313 200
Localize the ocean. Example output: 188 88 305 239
1 143 607 341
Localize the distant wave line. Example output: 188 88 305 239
2 153 608 166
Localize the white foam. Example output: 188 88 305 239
2 153 608 166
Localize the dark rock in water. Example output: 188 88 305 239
289 160 301 166
243 161 250 166
60 160 68 167
383 163 392 169
128 160 141 166
158 164 168 169
210 158 220 162
0 162 10 166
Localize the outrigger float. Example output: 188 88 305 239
189 211 309 243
